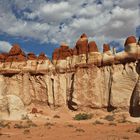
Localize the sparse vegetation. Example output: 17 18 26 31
122 136 129 139
73 113 92 120
135 126 140 134
104 115 115 121
21 114 30 120
66 124 74 128
0 121 10 128
75 128 85 133
44 122 55 129
53 115 60 118
108 122 117 126
26 120 37 128
23 129 30 135
93 120 104 125
14 123 24 129
14 120 37 129
118 115 128 123
44 122 54 127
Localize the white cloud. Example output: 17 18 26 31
0 41 12 52
0 0 139 51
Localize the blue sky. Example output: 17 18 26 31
0 0 140 58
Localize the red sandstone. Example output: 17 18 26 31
124 36 136 46
38 52 48 60
88 41 99 52
103 44 110 52
27 52 37 60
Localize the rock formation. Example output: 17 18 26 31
0 34 140 120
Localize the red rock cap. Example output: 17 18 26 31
38 52 48 60
52 43 73 60
76 33 88 55
6 44 27 62
27 52 37 60
88 41 99 52
80 33 88 38
124 36 136 46
9 44 25 56
52 48 59 60
59 43 72 59
0 53 8 62
73 47 77 55
103 44 110 52
60 43 69 50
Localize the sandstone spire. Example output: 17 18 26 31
76 33 88 55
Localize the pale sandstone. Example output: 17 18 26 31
0 35 139 120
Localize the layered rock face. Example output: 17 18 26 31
0 34 140 120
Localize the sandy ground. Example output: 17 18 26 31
0 108 140 140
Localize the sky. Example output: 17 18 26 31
0 0 140 58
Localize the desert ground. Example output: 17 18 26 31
0 107 140 140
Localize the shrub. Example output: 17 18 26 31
104 115 114 121
23 129 30 135
14 120 37 129
44 122 54 127
109 122 117 126
135 126 140 134
122 136 129 139
14 123 24 129
0 121 10 128
67 124 74 128
118 115 128 123
73 113 92 120
53 115 60 118
75 128 85 132
31 108 38 114
26 120 37 128
93 120 104 125
21 114 30 120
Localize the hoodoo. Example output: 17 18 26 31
0 34 140 119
